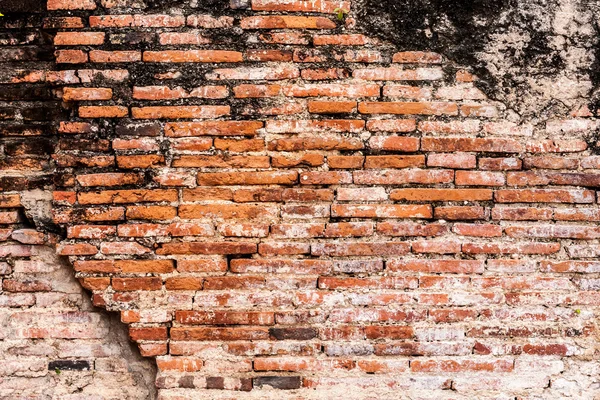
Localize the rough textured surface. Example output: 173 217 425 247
1 0 600 398
355 0 600 121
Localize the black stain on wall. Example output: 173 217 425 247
0 0 44 12
354 0 600 118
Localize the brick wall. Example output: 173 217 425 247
1 0 600 398
0 5 156 398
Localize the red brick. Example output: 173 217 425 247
319 277 418 290
79 106 128 118
246 49 293 61
112 277 162 291
115 260 174 273
455 171 506 186
156 242 257 255
383 84 433 99
312 242 410 256
453 223 503 237
314 34 369 45
479 157 522 171
207 66 299 80
164 277 204 291
411 359 513 372
492 207 554 221
63 88 112 101
159 31 210 45
48 0 96 10
462 242 560 255
354 68 444 81
308 101 356 113
54 32 105 46
332 204 432 219
171 327 270 341
422 137 524 153
156 357 202 372
393 51 443 63
143 50 243 63
327 155 363 169
365 155 425 169
131 106 229 119
388 259 484 274
359 101 457 115
165 121 261 137
252 0 351 13
230 259 330 274
268 136 363 151
241 16 337 29
197 171 297 186
434 206 485 220
187 15 234 28
90 51 141 63
495 189 594 203
78 189 177 204
129 327 167 341
55 50 88 64
67 225 116 239
273 153 325 168
354 170 453 185
368 136 420 151
133 85 228 100
376 222 447 237
427 153 476 169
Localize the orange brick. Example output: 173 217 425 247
143 50 242 63
197 171 297 186
55 50 88 64
252 0 351 13
126 205 177 220
63 88 112 101
79 106 128 118
54 32 105 45
113 277 162 291
241 16 337 29
90 51 141 63
132 106 229 119
308 101 356 114
48 0 96 10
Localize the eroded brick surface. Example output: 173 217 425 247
1 0 600 398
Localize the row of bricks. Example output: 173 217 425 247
48 0 352 13
49 156 600 177
79 275 586 293
55 50 443 66
61 170 600 189
4 68 476 84
152 356 518 374
60 84 487 101
86 287 600 309
122 305 591 326
70 258 600 275
48 154 600 176
57 119 527 136
51 206 600 225
53 117 595 136
51 185 600 206
54 30 435 58
54 220 600 241
55 131 592 158
127 322 593 342
57 206 600 232
53 203 600 221
72 103 501 118
54 32 410 49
